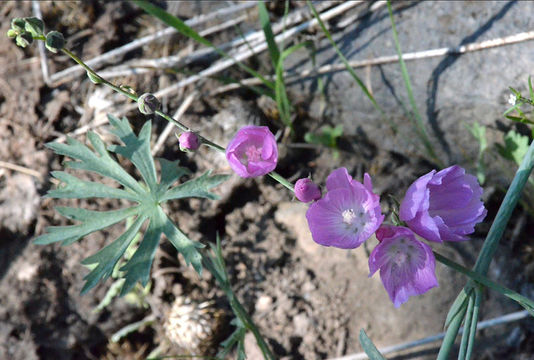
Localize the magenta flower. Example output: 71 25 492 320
226 125 278 178
399 165 487 243
369 226 438 307
295 178 321 203
179 131 200 151
305 168 384 249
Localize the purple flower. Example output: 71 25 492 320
295 178 321 203
369 226 438 307
400 165 487 243
226 125 278 178
178 131 200 151
305 168 384 249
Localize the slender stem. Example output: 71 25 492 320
473 137 534 275
465 287 481 360
53 42 295 191
437 300 468 360
434 251 534 312
458 294 474 360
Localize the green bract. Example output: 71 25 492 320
35 115 228 295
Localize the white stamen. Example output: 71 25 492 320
342 209 356 225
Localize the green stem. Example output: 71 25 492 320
437 299 468 360
434 252 534 312
473 137 534 275
55 43 295 192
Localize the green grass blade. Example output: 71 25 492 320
474 137 534 275
258 1 280 66
359 329 386 360
458 294 475 360
134 0 274 90
465 287 482 360
437 299 468 360
386 0 441 167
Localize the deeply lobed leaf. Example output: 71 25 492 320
37 116 228 294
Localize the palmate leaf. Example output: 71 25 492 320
35 114 229 294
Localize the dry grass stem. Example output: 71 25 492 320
0 160 43 180
48 2 257 84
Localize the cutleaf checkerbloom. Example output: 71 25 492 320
369 226 438 307
400 165 487 243
306 168 384 249
225 125 278 178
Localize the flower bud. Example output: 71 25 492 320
86 71 103 84
45 31 64 53
24 17 44 37
7 29 18 38
138 93 161 115
11 18 25 32
294 178 321 202
15 31 33 48
178 131 200 152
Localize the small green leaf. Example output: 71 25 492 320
24 17 44 37
359 329 386 360
45 30 64 53
496 130 530 166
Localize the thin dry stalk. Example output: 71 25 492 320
0 160 43 180
54 2 361 142
48 2 257 84
32 0 49 85
98 14 249 79
211 30 534 95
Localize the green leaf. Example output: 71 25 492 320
160 171 229 202
258 2 280 66
359 329 386 360
47 133 145 195
444 288 470 328
304 125 343 148
496 130 530 166
47 171 139 201
34 206 138 245
80 215 146 294
162 210 204 275
119 209 164 295
157 158 190 193
37 116 228 293
107 115 158 192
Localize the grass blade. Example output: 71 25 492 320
359 329 386 360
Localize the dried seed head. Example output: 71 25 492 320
164 297 224 355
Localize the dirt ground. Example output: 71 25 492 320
1 1 534 359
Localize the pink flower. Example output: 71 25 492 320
369 226 438 307
226 126 278 178
178 131 200 151
295 178 321 202
399 165 487 243
305 168 384 249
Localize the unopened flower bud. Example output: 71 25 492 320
178 131 200 151
138 93 161 115
45 31 64 53
294 178 321 202
11 18 25 32
15 31 33 48
24 17 44 37
86 71 103 84
7 29 18 38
